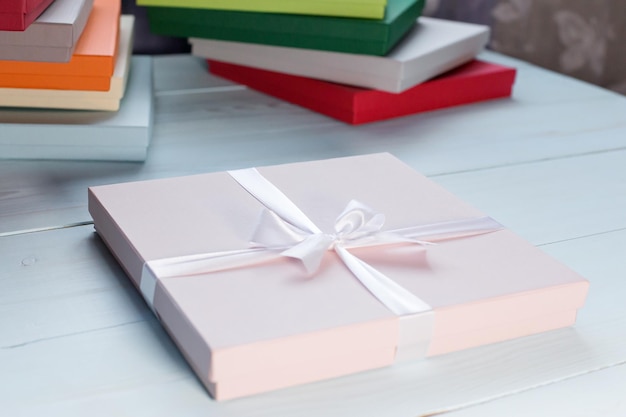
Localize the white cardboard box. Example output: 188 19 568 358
0 0 93 62
191 17 490 93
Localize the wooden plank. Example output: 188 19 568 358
0 225 147 348
3 136 626 243
1 225 624 416
153 54 240 93
432 149 626 245
442 363 626 417
2 50 624 416
2 53 626 235
148 87 626 175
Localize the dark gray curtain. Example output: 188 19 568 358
426 0 626 95
122 0 190 54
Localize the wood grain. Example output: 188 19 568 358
2 52 626 235
1 227 625 416
1 50 626 416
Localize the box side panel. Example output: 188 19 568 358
428 309 580 356
428 281 590 355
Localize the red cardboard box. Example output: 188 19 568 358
208 59 517 125
0 0 55 31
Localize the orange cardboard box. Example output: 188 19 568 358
0 0 121 91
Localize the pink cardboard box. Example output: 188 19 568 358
88 153 589 400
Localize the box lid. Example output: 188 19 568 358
147 0 423 56
0 0 48 13
0 0 54 31
191 17 490 93
137 0 387 19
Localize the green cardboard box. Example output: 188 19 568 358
147 0 424 56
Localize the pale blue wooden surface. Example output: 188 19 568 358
1 51 625 416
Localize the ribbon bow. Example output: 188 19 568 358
140 168 502 316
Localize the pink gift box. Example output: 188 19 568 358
88 153 589 400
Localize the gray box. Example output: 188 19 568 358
0 0 94 62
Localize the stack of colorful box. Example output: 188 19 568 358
139 0 517 124
0 0 154 161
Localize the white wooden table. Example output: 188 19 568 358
1 51 625 416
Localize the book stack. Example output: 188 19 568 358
0 0 154 161
139 0 517 124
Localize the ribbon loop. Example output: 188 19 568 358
334 199 386 241
251 208 309 248
282 233 336 274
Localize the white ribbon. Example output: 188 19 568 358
140 168 502 316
